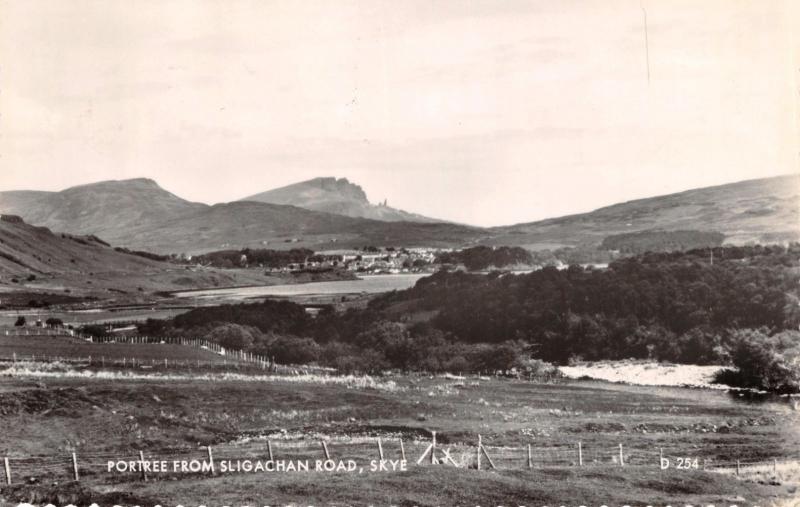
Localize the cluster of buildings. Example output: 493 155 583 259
273 247 448 274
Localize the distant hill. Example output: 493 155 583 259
0 174 795 255
0 214 291 295
483 174 800 249
0 179 480 254
241 177 440 222
118 200 481 254
0 178 206 239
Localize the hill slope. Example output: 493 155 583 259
0 179 206 239
1 174 795 254
120 200 481 254
484 174 800 249
242 177 439 222
0 215 287 295
0 179 480 254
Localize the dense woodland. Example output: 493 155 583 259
436 246 532 270
134 244 800 391
192 248 320 268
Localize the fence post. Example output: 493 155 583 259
736 459 740 475
267 440 274 461
322 441 331 460
578 441 583 466
72 452 79 481
527 444 532 469
400 439 406 461
774 458 777 475
476 435 482 470
619 444 624 467
207 446 216 475
431 431 437 464
377 438 384 460
139 450 148 482
3 457 10 485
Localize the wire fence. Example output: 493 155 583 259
2 435 797 486
0 330 334 375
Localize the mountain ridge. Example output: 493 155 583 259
0 173 796 254
241 177 441 223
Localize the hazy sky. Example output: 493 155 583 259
1 0 797 226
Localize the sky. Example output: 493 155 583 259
0 0 797 226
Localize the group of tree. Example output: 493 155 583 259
191 248 322 269
436 245 533 271
136 244 800 391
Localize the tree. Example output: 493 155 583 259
208 323 259 350
14 316 25 327
723 329 800 393
45 318 63 328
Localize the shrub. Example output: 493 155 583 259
265 336 321 365
207 323 259 350
14 316 26 327
715 329 800 393
45 318 63 328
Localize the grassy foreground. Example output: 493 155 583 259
0 367 797 505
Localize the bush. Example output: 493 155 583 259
715 329 800 393
207 323 260 350
264 336 320 365
520 359 562 382
14 316 26 327
76 324 108 337
45 318 63 328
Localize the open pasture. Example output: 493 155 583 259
0 334 230 364
0 371 797 505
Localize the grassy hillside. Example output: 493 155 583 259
0 179 480 254
0 215 292 297
1 174 795 254
0 179 206 240
485 174 799 249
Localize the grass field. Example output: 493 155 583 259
0 335 232 364
0 363 797 505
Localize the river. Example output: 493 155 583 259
172 273 428 300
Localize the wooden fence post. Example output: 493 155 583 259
72 452 79 481
527 444 532 469
736 459 740 475
618 444 624 467
267 440 274 461
578 441 583 466
3 457 10 485
139 450 148 482
207 446 216 475
377 438 384 460
322 441 331 460
400 439 406 461
476 435 482 470
431 431 437 464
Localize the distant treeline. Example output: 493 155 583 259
436 246 532 270
113 247 171 262
193 248 322 268
137 244 800 391
600 230 725 254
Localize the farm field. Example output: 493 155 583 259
0 335 231 364
0 364 797 505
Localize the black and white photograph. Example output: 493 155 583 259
0 0 798 505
